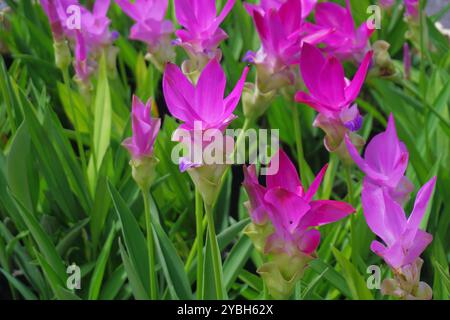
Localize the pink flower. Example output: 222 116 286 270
74 31 91 82
314 0 374 62
244 0 318 20
46 0 116 48
362 177 436 269
163 59 249 131
404 0 419 19
296 43 372 119
41 0 117 81
243 0 330 91
173 0 235 60
246 150 354 256
115 0 173 49
345 114 414 205
122 95 161 159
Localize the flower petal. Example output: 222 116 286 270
304 164 328 202
266 149 302 194
407 177 437 232
195 59 226 123
344 50 373 103
300 200 354 228
163 63 198 123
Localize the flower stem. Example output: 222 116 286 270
184 216 207 272
344 165 354 206
142 189 157 299
205 203 224 299
291 105 310 188
195 189 204 300
344 165 357 263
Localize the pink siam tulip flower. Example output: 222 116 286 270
41 0 118 83
163 59 249 132
243 0 331 92
163 59 248 205
122 95 161 159
345 114 414 205
115 0 174 69
295 43 372 160
262 150 355 256
173 0 236 65
243 150 354 298
243 150 354 256
362 177 436 270
295 43 373 119
122 96 161 190
314 0 375 62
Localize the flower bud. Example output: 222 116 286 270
370 40 397 78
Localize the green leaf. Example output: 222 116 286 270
0 268 38 300
35 252 81 300
6 122 38 212
88 226 116 300
118 239 149 300
223 235 253 291
332 248 373 300
10 191 66 282
149 195 192 300
108 181 150 293
89 54 112 192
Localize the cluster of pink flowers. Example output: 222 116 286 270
40 0 117 83
346 115 436 299
40 0 436 300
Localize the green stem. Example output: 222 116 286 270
142 190 157 299
195 189 204 300
322 153 339 200
344 165 357 263
62 69 87 174
291 105 309 188
344 165 354 206
184 216 207 272
205 203 224 299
